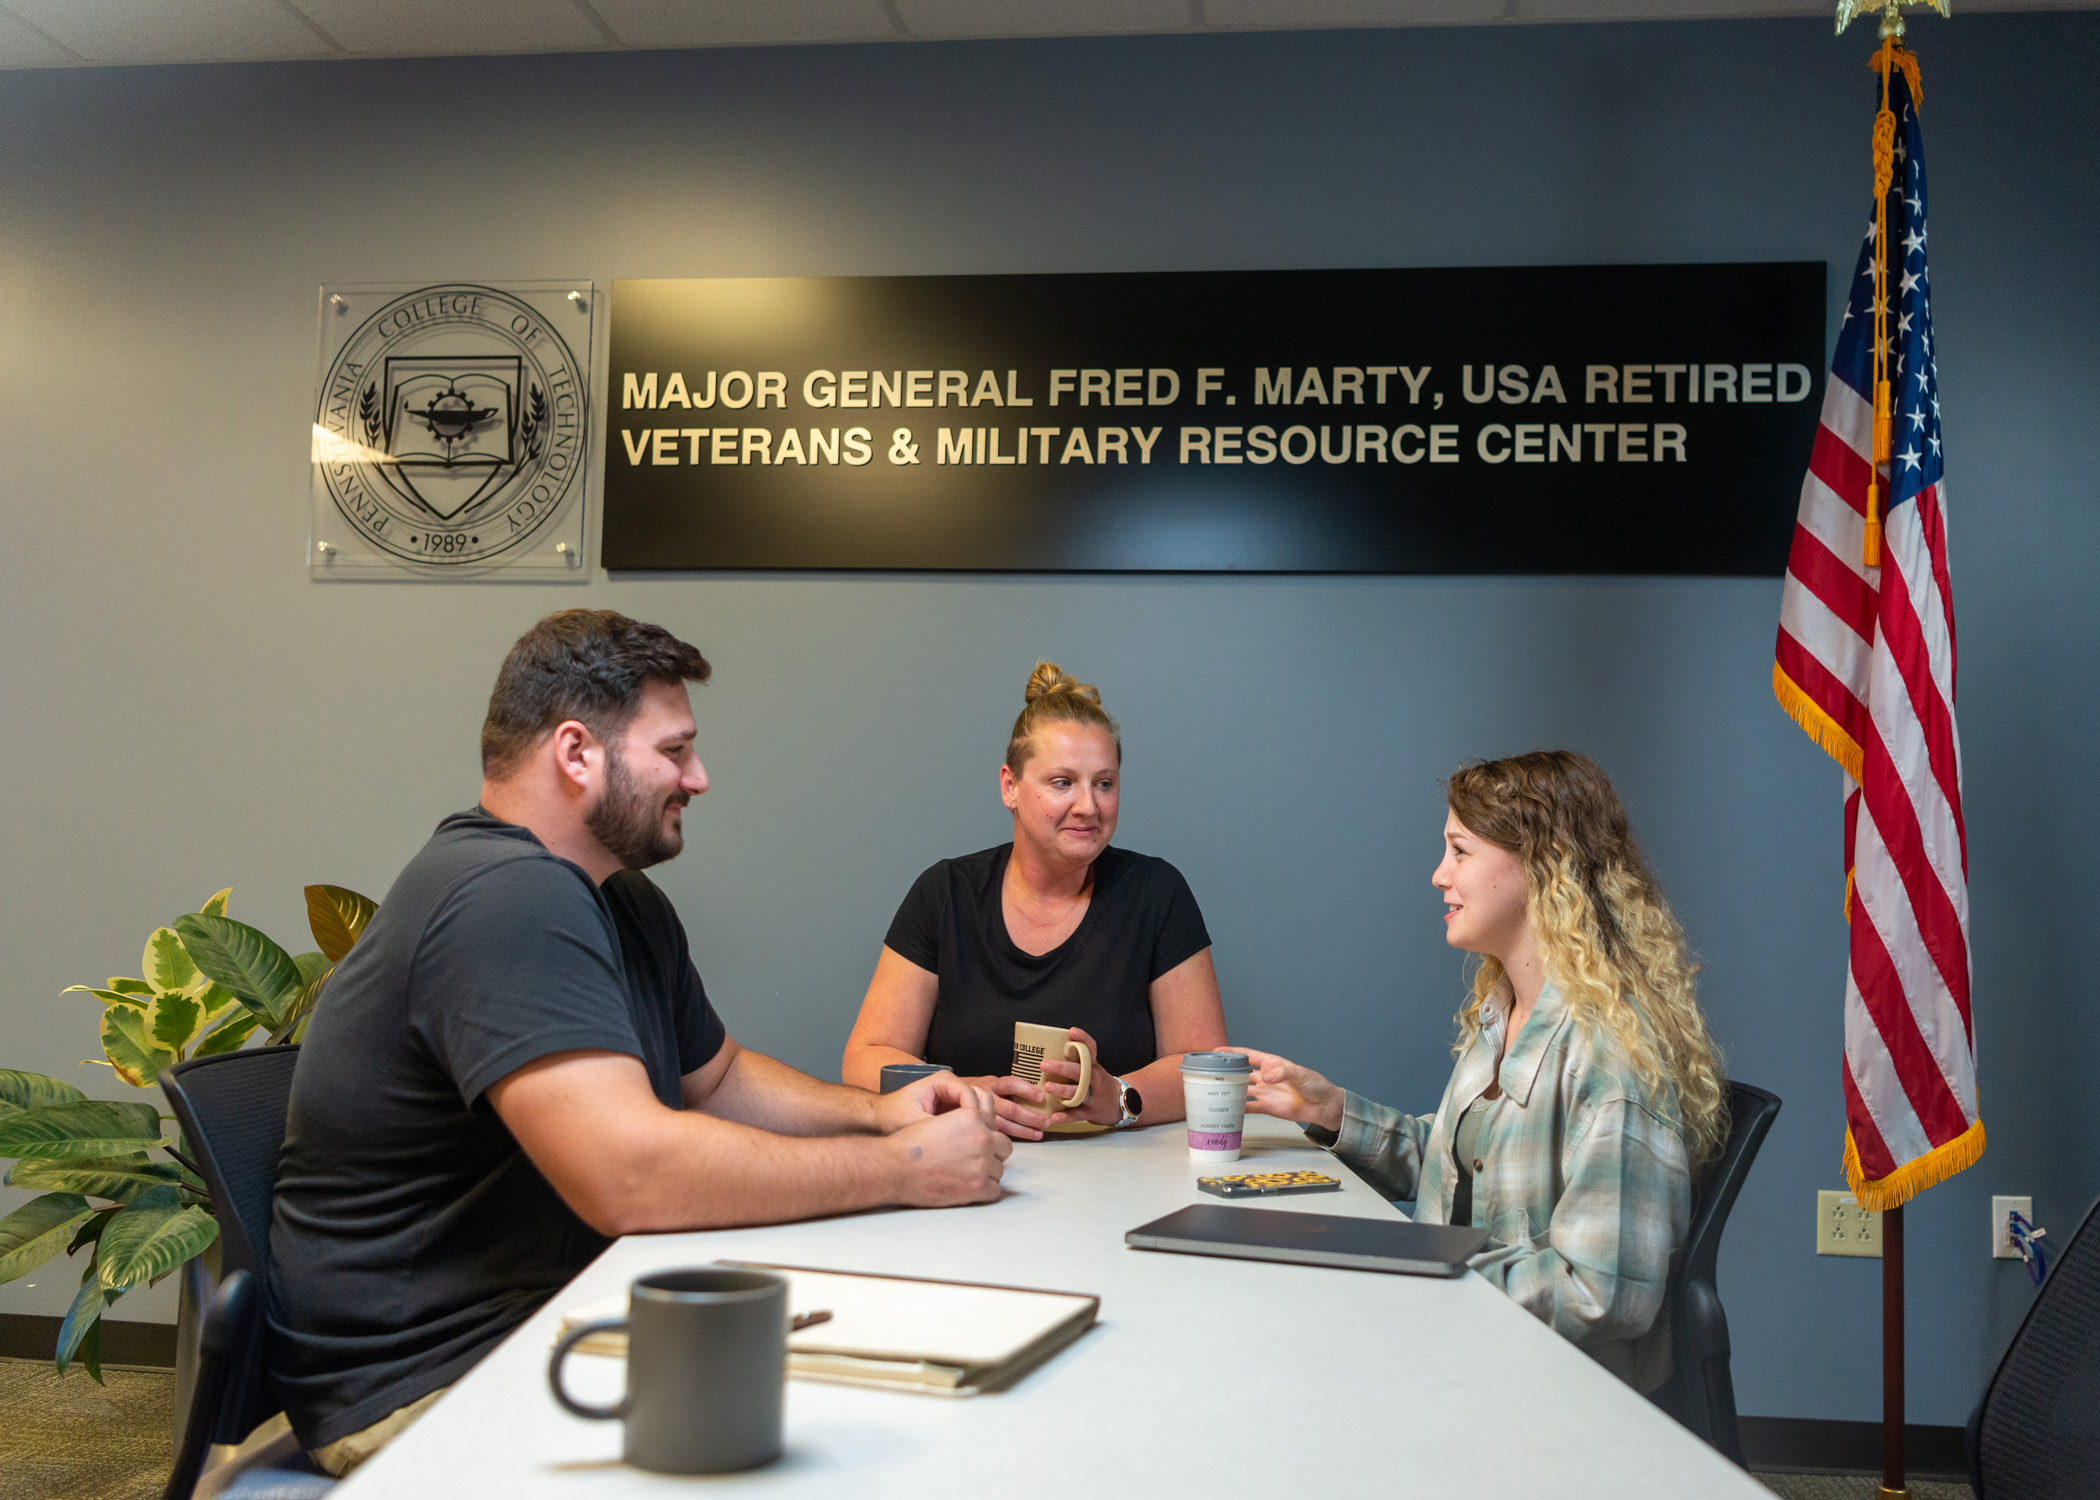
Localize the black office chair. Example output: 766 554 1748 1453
1649 1080 1782 1466
160 1046 333 1500
1967 1193 2100 1499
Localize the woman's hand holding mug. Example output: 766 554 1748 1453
1227 1047 1346 1135
963 1024 1113 1139
1038 1026 1120 1127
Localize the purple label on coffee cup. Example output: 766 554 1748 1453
1187 1130 1242 1151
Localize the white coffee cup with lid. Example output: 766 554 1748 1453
1180 1051 1251 1161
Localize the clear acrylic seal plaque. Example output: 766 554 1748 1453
309 281 594 580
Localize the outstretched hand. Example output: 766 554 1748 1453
1225 1046 1346 1134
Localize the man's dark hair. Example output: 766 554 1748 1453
481 610 711 777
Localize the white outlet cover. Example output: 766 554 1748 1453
1817 1189 1883 1258
1993 1195 2033 1258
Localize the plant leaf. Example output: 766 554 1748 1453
0 1071 88 1117
268 959 333 1045
0 1193 95 1282
97 1188 217 1289
143 928 200 995
196 984 242 1025
98 1006 175 1088
56 1265 118 1380
7 1156 184 1205
68 1206 118 1256
173 915 302 1025
192 1011 262 1058
108 979 155 997
200 888 232 918
148 991 203 1056
293 951 330 986
63 986 149 1010
0 1100 164 1159
305 885 378 965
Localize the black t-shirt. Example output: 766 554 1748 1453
884 844 1211 1080
269 809 726 1448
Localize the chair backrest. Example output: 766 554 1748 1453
159 1046 302 1450
1652 1079 1782 1465
160 1046 302 1282
163 1269 257 1500
1686 1082 1783 1290
1970 1194 2100 1499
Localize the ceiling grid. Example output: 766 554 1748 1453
0 0 2085 67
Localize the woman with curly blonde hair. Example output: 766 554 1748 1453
1237 751 1726 1391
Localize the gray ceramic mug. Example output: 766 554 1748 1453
548 1267 787 1474
879 1061 950 1094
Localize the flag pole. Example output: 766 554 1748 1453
1882 1204 1905 1498
1830 6 1948 1496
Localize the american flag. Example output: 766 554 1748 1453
1773 59 1982 1212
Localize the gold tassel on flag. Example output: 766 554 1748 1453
1839 0 1940 568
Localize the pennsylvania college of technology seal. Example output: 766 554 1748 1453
314 284 588 567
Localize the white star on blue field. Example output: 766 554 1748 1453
1830 66 1943 510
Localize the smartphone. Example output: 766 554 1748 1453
1196 1171 1343 1199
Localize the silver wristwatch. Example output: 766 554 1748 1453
1110 1075 1143 1128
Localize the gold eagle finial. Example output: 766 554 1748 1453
1836 0 1950 38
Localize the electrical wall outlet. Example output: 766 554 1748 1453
1817 1189 1883 1257
1993 1195 2032 1258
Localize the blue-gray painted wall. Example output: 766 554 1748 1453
0 12 2092 1426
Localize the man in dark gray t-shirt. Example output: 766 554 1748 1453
270 610 1009 1472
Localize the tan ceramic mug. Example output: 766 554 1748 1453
1011 1022 1093 1119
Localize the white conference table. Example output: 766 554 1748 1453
340 1116 1767 1498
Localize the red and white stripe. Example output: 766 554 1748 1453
1774 377 1981 1210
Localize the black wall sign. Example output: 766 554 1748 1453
604 264 1824 574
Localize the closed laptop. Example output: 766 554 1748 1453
1126 1204 1489 1277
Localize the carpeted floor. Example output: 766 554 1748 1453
0 1357 174 1500
1754 1475 1972 1499
0 1358 1980 1500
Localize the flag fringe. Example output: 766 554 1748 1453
1844 1118 1986 1212
1772 662 1866 784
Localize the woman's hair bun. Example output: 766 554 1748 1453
1007 661 1118 774
1023 661 1101 707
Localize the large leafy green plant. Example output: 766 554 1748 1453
0 884 375 1378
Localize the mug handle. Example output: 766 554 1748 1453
1061 1041 1093 1110
548 1320 630 1421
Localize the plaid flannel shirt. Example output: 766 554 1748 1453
1323 983 1690 1391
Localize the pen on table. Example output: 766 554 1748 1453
791 1309 833 1332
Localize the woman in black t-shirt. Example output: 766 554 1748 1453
842 663 1228 1139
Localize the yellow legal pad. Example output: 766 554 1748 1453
555 1261 1099 1397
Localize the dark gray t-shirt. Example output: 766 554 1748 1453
269 809 725 1448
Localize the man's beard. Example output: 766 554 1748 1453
585 744 686 872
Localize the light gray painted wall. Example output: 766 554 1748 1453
1 14 2093 1424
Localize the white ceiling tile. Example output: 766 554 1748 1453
6 0 336 62
586 0 898 45
1204 0 1505 25
895 0 1195 38
290 0 607 55
0 7 80 65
